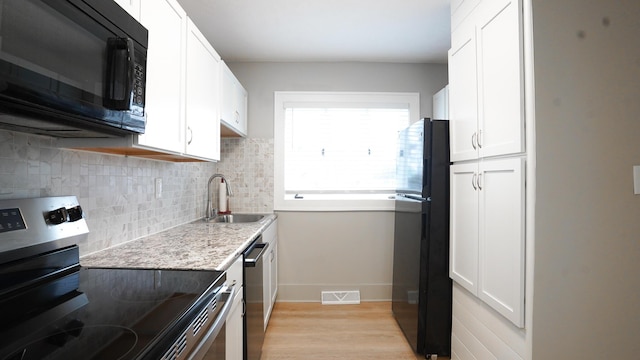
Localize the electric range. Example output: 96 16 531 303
0 196 227 360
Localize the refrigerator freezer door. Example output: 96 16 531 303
392 196 427 352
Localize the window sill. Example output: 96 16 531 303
275 194 396 212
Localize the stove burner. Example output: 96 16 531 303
2 325 138 360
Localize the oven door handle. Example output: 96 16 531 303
188 285 236 360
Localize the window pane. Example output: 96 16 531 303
284 107 409 193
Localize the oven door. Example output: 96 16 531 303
0 0 148 136
187 285 235 360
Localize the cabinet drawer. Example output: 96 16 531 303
262 219 278 245
227 255 243 288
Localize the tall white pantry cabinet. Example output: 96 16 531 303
448 0 526 335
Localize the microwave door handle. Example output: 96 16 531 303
125 38 135 108
105 37 134 110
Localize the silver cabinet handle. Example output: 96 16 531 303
477 173 483 190
472 173 478 190
477 129 483 148
187 126 193 145
471 132 477 150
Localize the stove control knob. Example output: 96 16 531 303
46 208 68 225
67 206 84 222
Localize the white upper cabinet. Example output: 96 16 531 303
450 157 525 327
449 24 478 161
138 0 186 154
432 85 449 120
476 0 524 159
185 19 221 160
449 0 524 162
113 0 140 19
451 0 481 31
221 62 248 137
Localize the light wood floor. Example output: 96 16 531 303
262 302 450 360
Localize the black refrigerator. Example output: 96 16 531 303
392 118 452 357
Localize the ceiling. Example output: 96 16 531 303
176 0 451 64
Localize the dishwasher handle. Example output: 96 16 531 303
244 242 269 267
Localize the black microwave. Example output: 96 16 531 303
0 0 148 137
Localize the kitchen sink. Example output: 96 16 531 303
210 214 265 223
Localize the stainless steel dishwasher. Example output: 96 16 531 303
243 236 269 360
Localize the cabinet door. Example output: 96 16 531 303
220 63 235 127
234 84 248 136
432 85 449 120
478 157 525 327
185 19 221 160
226 256 244 360
114 0 140 19
449 163 479 294
220 63 248 137
448 25 479 162
270 238 278 306
226 293 244 360
476 0 524 158
138 0 186 153
262 220 278 329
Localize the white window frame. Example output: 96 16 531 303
274 91 420 211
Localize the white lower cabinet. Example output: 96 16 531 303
262 219 278 329
450 157 525 327
226 256 244 360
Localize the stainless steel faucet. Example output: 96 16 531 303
205 174 233 221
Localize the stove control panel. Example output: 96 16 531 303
0 196 89 259
0 208 26 233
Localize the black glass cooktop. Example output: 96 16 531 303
0 264 224 360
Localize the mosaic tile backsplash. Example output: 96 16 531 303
217 138 274 214
0 130 274 256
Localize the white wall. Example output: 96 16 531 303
228 62 448 138
277 211 395 301
532 0 640 358
225 62 448 301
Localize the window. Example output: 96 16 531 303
274 92 420 211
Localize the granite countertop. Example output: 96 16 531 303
80 214 277 271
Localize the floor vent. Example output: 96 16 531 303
321 290 361 305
